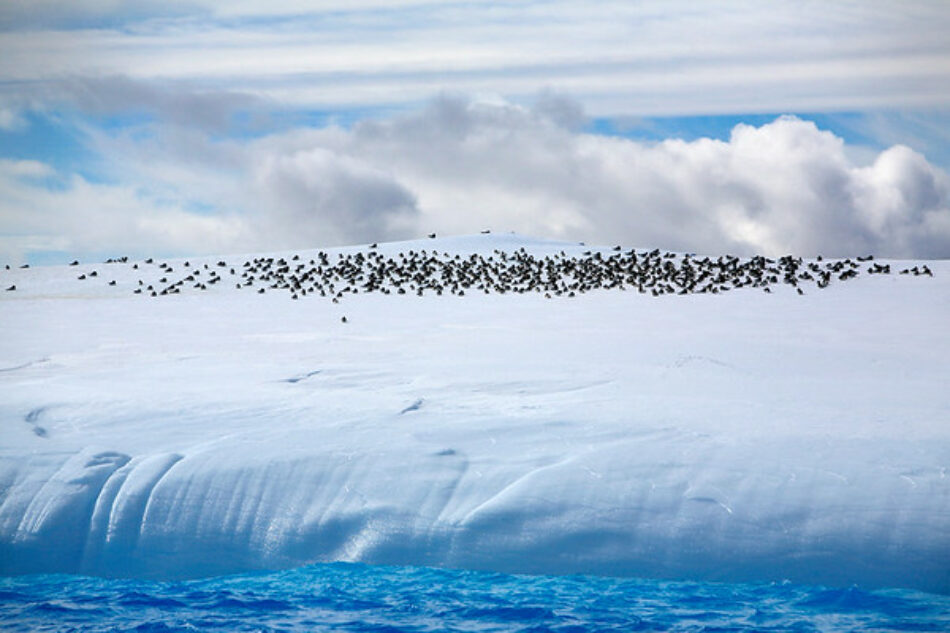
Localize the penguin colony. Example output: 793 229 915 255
3 240 934 299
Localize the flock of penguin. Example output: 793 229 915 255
2 234 936 300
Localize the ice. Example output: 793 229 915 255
0 234 948 593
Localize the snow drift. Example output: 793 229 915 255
0 234 947 593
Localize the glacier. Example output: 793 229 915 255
0 234 948 593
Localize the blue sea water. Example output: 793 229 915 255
2 563 948 632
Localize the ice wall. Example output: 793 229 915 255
2 427 947 591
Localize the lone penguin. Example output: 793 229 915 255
341 316 348 323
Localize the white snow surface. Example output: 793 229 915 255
1 234 948 592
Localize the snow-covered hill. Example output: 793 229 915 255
1 234 948 593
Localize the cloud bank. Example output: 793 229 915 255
1 1 947 118
2 95 948 262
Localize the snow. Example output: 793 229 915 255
1 233 948 593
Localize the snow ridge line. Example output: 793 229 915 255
2 235 936 301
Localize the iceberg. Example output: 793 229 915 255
1 234 947 593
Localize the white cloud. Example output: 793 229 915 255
249 147 419 247
58 76 264 132
0 160 251 262
0 1 947 116
3 96 948 262
323 98 949 257
0 159 54 178
0 108 28 131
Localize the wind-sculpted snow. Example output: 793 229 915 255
1 234 948 593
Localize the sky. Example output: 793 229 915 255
1 1 949 263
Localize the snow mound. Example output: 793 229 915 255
1 234 948 593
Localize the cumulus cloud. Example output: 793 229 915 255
250 147 419 247
2 95 949 263
0 125 421 262
320 96 950 257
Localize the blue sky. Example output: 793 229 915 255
1 1 949 263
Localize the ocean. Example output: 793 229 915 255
2 563 948 632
